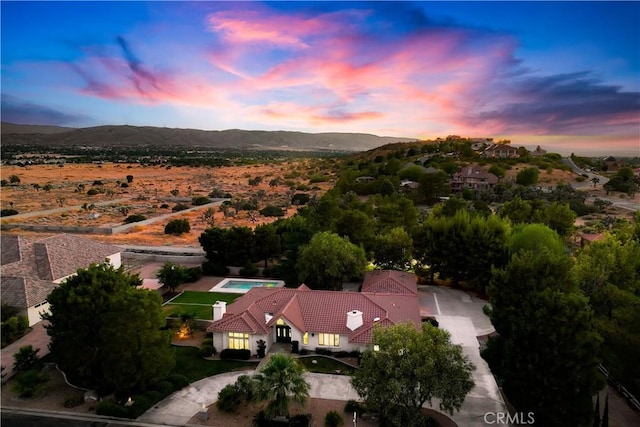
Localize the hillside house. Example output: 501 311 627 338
451 166 499 192
0 234 121 326
530 146 547 156
482 144 519 159
207 270 421 355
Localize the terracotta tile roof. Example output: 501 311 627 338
361 270 418 295
1 234 120 309
208 271 422 345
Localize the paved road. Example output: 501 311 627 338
562 157 609 188
1 408 165 427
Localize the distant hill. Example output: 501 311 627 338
0 123 415 152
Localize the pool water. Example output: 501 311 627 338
222 280 280 289
209 278 285 293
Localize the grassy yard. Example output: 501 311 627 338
163 291 242 320
297 356 357 376
169 291 241 304
171 346 257 382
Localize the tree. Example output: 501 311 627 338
165 218 190 235
484 249 602 426
539 201 576 236
156 262 187 293
253 223 281 270
351 322 474 427
13 345 42 373
44 263 174 394
373 227 413 270
591 177 600 188
498 196 533 224
126 175 134 183
516 167 539 186
253 354 310 419
297 231 366 290
202 207 216 226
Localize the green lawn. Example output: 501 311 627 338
169 291 241 304
164 291 242 320
171 346 257 382
297 356 357 375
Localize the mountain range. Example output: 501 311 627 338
1 123 415 152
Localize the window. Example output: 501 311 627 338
318 333 339 347
229 332 249 350
303 332 309 345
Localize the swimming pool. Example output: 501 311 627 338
209 278 285 294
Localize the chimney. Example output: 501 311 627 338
346 310 363 331
212 301 227 321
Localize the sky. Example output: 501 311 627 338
1 1 639 156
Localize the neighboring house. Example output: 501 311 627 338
530 146 547 156
0 234 121 326
482 144 519 158
400 180 420 191
451 166 499 192
208 270 421 355
355 176 375 182
578 233 605 247
603 156 618 171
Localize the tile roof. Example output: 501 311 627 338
209 271 422 345
1 234 120 309
361 270 418 295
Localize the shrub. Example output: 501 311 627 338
12 370 49 399
120 182 129 188
92 180 103 186
239 261 258 277
87 188 99 196
165 219 190 235
152 380 174 396
216 383 243 413
201 338 214 347
9 174 20 183
63 394 85 408
123 214 147 224
126 175 134 183
344 400 363 414
292 193 311 205
202 261 229 276
1 209 19 217
128 394 152 418
143 390 162 403
309 174 328 183
166 373 190 390
172 203 189 212
160 203 170 209
315 348 333 356
12 345 42 373
259 205 285 217
96 400 130 418
192 196 211 206
325 410 344 427
290 414 312 427
200 345 216 358
184 266 202 282
220 349 251 360
253 409 269 427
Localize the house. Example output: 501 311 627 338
0 234 121 326
451 166 499 192
530 146 547 156
355 176 375 183
400 180 420 191
603 156 618 171
578 233 605 247
207 270 421 355
482 144 519 158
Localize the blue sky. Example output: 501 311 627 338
2 1 638 155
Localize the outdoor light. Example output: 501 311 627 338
373 345 379 352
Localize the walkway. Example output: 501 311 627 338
0 322 50 381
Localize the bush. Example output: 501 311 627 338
172 203 189 212
325 410 344 427
166 373 190 390
63 394 85 408
120 182 129 188
128 394 152 418
201 338 214 347
259 205 285 217
216 383 243 413
165 219 190 235
344 400 363 414
220 349 251 360
12 345 42 373
200 345 216 357
239 261 258 277
96 400 130 418
292 193 311 205
0 208 19 217
202 261 229 276
12 370 49 399
184 266 202 282
152 380 175 396
160 203 170 209
123 214 147 224
192 196 211 206
290 414 312 427
87 188 99 196
315 348 333 356
92 180 103 186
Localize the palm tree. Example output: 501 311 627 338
591 177 600 188
253 354 310 419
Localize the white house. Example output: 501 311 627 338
208 270 421 355
1 234 121 326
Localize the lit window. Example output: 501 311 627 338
303 332 309 345
228 332 249 349
318 333 340 347
276 318 285 325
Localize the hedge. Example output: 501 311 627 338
220 349 251 360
